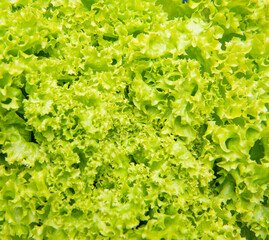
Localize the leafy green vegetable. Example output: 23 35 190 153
0 0 268 239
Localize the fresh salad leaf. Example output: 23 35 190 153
0 0 268 239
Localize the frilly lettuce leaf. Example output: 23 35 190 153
0 0 268 239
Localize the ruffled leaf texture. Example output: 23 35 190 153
0 0 269 239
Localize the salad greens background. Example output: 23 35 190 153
0 0 269 239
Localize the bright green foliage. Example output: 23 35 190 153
0 0 269 239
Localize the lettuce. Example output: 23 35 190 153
0 0 268 239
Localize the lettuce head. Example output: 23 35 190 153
0 0 269 239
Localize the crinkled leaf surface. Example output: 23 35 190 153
0 0 269 239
